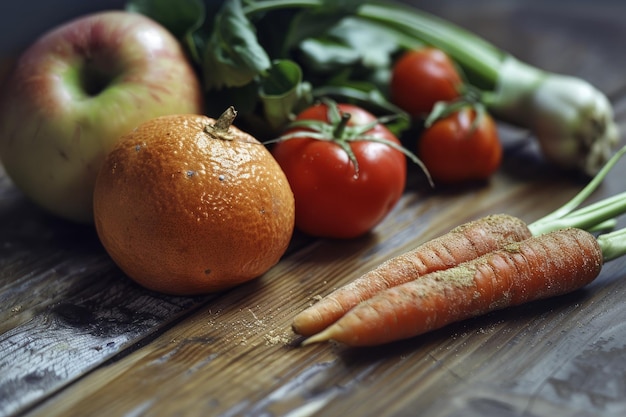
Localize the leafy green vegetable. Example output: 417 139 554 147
278 0 363 53
125 0 407 137
259 59 311 131
202 0 271 89
125 0 620 172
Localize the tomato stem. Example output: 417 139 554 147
334 113 351 138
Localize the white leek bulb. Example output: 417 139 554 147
488 57 620 175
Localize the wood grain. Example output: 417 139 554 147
2 1 626 417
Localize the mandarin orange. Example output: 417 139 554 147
93 109 295 295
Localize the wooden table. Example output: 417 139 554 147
2 1 626 416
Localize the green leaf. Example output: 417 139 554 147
282 2 360 53
202 0 271 90
295 17 399 73
259 60 313 131
126 0 203 38
298 38 360 73
327 17 398 70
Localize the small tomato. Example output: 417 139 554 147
391 48 462 117
418 107 501 185
270 102 407 239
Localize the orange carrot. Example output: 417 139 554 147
292 146 626 338
302 227 603 347
292 214 533 336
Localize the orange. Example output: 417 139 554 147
93 110 295 295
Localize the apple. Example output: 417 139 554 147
0 10 204 223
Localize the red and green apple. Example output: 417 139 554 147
0 10 204 223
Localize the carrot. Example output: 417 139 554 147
292 213 533 336
292 145 626 337
302 227 604 347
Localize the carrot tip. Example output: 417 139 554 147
300 328 334 346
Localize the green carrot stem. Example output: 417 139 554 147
532 144 626 227
564 192 626 219
598 227 626 262
529 193 626 236
587 219 618 233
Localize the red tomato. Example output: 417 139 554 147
270 102 407 239
418 107 501 185
391 48 462 117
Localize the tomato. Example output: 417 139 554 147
417 107 501 185
391 48 462 117
270 102 407 239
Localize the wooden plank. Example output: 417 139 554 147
1 1 626 416
19 163 626 417
2 153 574 416
0 166 214 415
0 171 314 415
16 154 626 417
